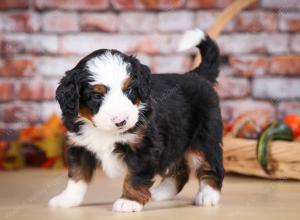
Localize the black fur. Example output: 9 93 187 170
67 146 97 182
56 68 81 132
57 34 224 201
116 73 224 189
191 35 220 83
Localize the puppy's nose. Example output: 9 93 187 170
112 116 128 128
115 120 127 128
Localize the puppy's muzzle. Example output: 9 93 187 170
112 116 128 128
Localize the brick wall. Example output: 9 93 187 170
1 0 300 138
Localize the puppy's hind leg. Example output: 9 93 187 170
49 146 97 208
151 160 189 201
191 148 224 206
190 119 224 206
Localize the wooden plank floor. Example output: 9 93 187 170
0 169 299 220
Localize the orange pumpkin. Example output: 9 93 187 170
283 114 300 138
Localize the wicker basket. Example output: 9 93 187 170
223 137 300 180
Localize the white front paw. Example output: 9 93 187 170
193 185 220 206
112 198 143 212
48 180 87 208
48 193 83 208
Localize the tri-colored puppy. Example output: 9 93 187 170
49 29 224 212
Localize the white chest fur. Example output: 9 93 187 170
68 124 139 178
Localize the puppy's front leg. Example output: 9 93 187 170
113 174 153 212
49 146 97 208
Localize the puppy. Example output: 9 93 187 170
49 29 224 212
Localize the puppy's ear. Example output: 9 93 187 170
56 69 80 132
137 63 151 102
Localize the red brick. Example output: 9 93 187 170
42 11 79 33
1 102 41 123
112 0 184 10
269 56 300 75
132 34 180 55
215 77 250 99
261 0 300 9
0 81 14 101
0 58 35 77
229 55 269 77
291 34 300 53
17 80 56 101
221 99 275 122
278 101 300 118
119 12 156 33
187 0 234 8
0 34 59 55
234 11 277 32
0 0 29 9
151 55 185 73
252 78 300 99
35 0 109 10
130 35 160 55
80 13 117 32
279 12 300 32
158 11 194 32
217 34 266 54
1 12 40 32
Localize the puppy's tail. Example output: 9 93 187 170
178 29 220 83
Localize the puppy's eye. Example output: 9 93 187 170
124 87 133 95
93 93 103 100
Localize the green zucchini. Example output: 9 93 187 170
257 121 293 173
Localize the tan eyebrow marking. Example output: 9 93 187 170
79 106 94 122
93 84 107 94
122 77 131 91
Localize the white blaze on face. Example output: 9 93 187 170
86 51 139 132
